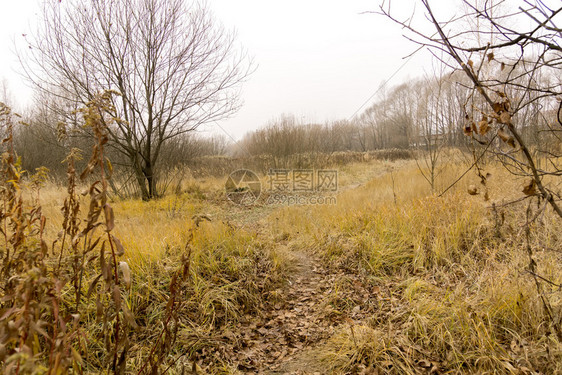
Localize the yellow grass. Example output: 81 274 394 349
268 158 562 373
27 154 562 373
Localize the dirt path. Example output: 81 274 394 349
192 236 377 373
196 167 393 373
259 251 332 374
225 249 334 374
204 243 376 374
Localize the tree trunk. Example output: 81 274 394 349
133 166 150 201
144 162 157 200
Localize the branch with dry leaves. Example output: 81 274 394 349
382 0 562 218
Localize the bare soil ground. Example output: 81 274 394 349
235 249 332 374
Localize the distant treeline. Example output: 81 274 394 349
10 70 560 185
238 71 559 160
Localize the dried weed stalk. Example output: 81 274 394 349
1 93 197 373
0 101 72 373
0 93 135 374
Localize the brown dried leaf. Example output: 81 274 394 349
468 185 478 195
96 294 103 320
522 179 537 196
121 301 138 329
89 181 101 195
104 203 114 231
87 236 102 253
79 163 95 181
499 111 511 124
478 119 490 135
112 235 125 256
113 285 121 310
487 52 494 62
497 128 516 147
87 274 103 298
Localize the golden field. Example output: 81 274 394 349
1 146 560 374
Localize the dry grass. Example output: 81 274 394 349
1 97 293 374
4 138 561 373
34 184 293 372
270 159 562 374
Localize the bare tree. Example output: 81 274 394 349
413 75 448 191
22 0 252 200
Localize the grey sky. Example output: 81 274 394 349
0 0 452 140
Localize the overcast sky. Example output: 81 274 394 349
0 0 456 140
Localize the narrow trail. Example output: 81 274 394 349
198 166 397 373
210 244 379 374
230 177 386 373
227 249 335 374
260 251 332 374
